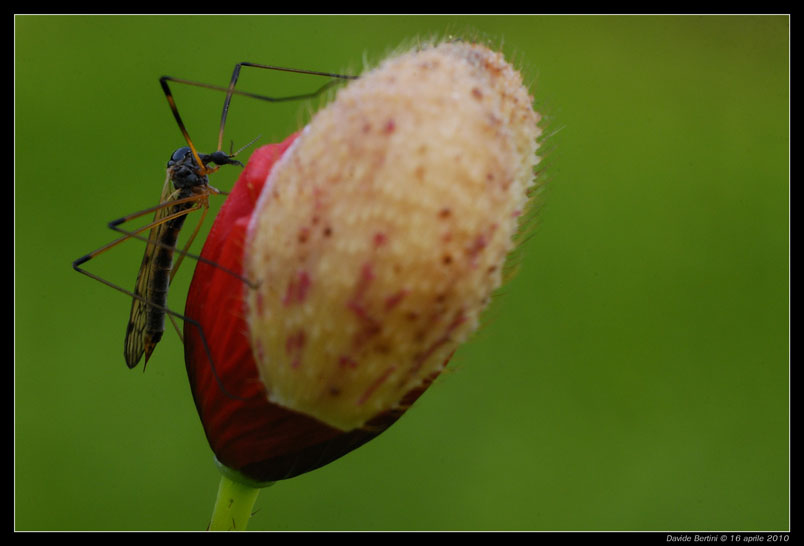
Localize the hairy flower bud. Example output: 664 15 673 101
186 137 438 483
243 41 541 431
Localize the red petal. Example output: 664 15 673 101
184 134 437 483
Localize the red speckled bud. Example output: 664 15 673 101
244 42 540 431
184 41 540 482
185 137 439 483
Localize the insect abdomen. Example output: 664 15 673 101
141 203 192 360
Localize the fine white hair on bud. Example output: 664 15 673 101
244 40 541 431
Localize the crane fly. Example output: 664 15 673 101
121 145 242 368
73 63 357 375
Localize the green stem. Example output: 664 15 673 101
208 473 261 531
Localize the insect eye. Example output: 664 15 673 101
168 146 192 167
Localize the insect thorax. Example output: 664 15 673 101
167 147 210 190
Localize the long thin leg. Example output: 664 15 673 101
72 193 206 273
170 201 208 285
159 67 354 174
72 256 251 402
74 193 255 385
73 193 256 296
106 203 258 290
166 201 211 343
107 191 207 231
159 77 211 175
215 62 357 152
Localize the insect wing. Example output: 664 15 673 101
124 171 176 368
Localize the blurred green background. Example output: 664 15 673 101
15 15 788 531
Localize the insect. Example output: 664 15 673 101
73 63 357 370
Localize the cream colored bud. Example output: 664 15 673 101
244 41 541 431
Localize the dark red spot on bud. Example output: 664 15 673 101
338 355 358 369
347 263 382 349
285 330 306 355
358 366 396 405
373 232 387 247
384 289 408 310
409 310 466 377
282 270 311 306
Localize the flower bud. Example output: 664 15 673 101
186 137 438 483
243 41 541 431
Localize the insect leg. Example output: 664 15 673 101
73 253 250 401
73 193 256 300
71 193 203 279
170 196 208 285
159 77 212 177
215 62 357 152
160 200 209 345
106 197 258 290
158 63 355 154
